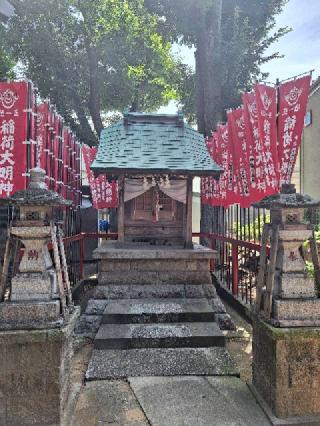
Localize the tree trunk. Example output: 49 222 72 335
195 1 223 237
203 0 223 135
70 96 98 146
86 45 104 137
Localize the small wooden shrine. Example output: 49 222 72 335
91 111 222 247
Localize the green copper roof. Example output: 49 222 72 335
91 112 222 177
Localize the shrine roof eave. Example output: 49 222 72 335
91 167 223 180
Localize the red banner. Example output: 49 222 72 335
243 91 278 202
36 102 49 170
82 144 118 209
254 84 279 194
201 133 220 206
278 75 311 185
227 108 251 207
0 82 28 197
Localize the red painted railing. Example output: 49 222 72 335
193 233 267 302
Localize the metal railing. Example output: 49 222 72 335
61 230 265 306
193 232 268 305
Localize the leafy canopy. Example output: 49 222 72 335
6 0 184 144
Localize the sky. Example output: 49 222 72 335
160 0 320 114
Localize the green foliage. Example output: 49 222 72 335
233 213 270 242
145 0 290 133
0 24 15 80
5 0 183 144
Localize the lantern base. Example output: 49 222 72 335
272 298 320 326
10 271 58 301
0 307 79 426
0 300 61 330
253 315 320 420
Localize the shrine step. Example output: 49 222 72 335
93 283 217 300
86 347 238 379
94 322 225 350
101 298 216 324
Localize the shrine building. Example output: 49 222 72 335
91 111 222 247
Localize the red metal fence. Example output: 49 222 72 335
63 227 265 306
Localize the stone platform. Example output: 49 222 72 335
80 242 235 378
0 307 79 426
93 242 215 285
253 315 320 421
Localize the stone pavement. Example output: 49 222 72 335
68 305 269 426
70 375 269 426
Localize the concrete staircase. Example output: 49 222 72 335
76 244 237 379
84 296 237 379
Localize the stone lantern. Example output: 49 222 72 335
255 183 320 326
0 168 80 426
0 167 71 328
252 185 320 422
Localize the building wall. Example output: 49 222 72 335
295 85 320 197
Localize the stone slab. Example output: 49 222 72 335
253 316 320 418
85 299 108 315
71 380 148 426
86 347 238 379
249 383 320 426
273 298 320 321
0 308 79 426
102 298 215 324
94 322 224 349
74 314 102 339
100 259 210 272
98 270 212 285
93 242 217 260
128 376 269 426
279 274 316 299
94 284 216 300
10 273 52 301
0 300 61 329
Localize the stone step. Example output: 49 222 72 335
101 298 216 324
94 322 225 350
93 284 217 300
86 347 238 379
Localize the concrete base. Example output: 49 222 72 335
0 300 61 330
93 242 216 285
248 383 320 426
86 347 238 379
273 298 320 325
253 315 320 419
0 307 80 426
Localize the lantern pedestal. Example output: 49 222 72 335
252 184 320 423
0 168 79 425
0 308 79 426
252 316 320 424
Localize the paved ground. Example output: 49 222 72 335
67 304 268 426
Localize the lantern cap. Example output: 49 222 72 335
0 167 71 206
253 184 320 209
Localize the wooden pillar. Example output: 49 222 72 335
118 175 125 242
185 176 193 249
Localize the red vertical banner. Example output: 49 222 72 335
254 84 279 195
63 128 71 201
216 124 231 207
36 102 49 170
201 133 220 205
75 141 81 207
243 91 278 202
278 75 311 185
0 82 29 197
227 108 251 207
82 144 118 209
